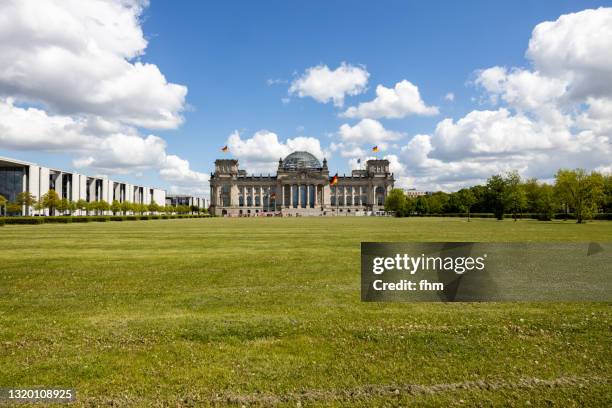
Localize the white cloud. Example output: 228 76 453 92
0 0 187 129
0 98 91 150
330 142 366 159
431 108 563 160
444 92 455 102
475 67 567 111
527 7 612 100
338 119 403 147
342 80 438 119
289 62 369 107
159 155 210 196
0 1 209 196
227 130 328 173
0 97 208 193
389 7 611 191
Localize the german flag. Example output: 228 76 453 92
330 173 338 186
372 145 379 152
221 145 229 152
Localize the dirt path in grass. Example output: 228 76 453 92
208 375 608 405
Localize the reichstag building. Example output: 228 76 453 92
210 151 394 216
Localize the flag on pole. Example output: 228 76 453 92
372 146 379 152
221 145 229 152
330 173 338 186
357 158 361 164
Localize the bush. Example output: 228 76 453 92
4 217 45 224
414 213 496 218
594 213 612 220
45 217 73 223
0 214 216 225
89 216 110 222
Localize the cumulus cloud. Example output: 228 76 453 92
342 80 439 119
392 7 612 191
289 62 369 107
527 7 612 100
330 142 367 159
227 130 328 173
475 67 567 111
159 155 210 196
337 119 403 148
0 98 208 191
0 1 209 195
444 93 455 102
0 0 187 129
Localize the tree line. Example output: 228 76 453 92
0 190 205 217
385 169 611 223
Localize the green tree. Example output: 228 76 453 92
6 202 22 215
33 201 44 215
426 192 448 214
148 200 160 214
86 201 97 216
384 189 407 216
97 200 110 215
41 190 60 215
0 194 6 216
523 178 541 213
16 191 37 215
535 183 557 220
485 175 507 220
120 201 132 215
524 179 557 220
111 200 121 215
504 171 526 221
68 200 77 216
56 198 70 215
602 174 612 213
414 196 429 215
457 188 476 221
76 199 88 215
554 169 604 223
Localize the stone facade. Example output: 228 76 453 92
209 151 394 216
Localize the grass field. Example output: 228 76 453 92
0 217 610 407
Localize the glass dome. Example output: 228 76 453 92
281 151 322 170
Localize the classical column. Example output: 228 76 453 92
370 184 376 207
298 184 302 207
258 186 262 207
309 184 314 208
314 184 319 206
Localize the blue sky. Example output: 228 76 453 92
1 0 611 195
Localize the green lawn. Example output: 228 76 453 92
0 217 610 407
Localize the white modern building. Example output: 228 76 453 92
166 194 208 209
0 156 169 216
404 188 432 198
